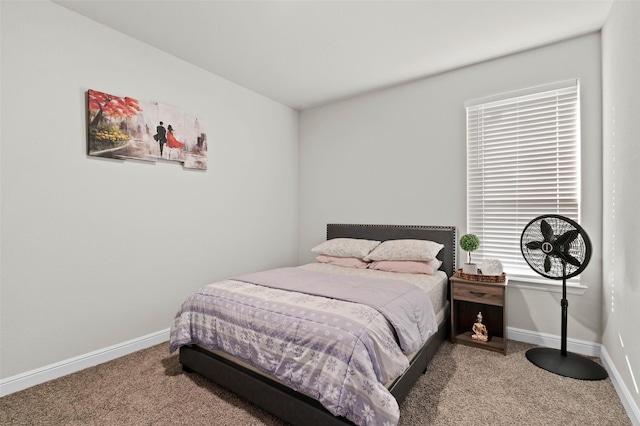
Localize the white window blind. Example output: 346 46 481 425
466 80 581 281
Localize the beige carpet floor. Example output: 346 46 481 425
0 340 631 425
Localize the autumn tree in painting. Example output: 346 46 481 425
88 89 142 153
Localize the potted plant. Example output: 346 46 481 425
460 234 481 274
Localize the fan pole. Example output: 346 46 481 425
561 277 568 357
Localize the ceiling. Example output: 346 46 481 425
54 0 613 110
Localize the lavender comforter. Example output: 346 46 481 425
169 266 437 426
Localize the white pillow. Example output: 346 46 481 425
311 238 380 259
363 239 444 262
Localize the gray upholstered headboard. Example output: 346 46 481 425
326 224 457 279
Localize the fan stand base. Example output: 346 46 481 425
526 347 608 380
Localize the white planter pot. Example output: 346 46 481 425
462 263 478 274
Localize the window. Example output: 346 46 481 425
465 80 581 283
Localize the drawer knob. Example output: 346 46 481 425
470 291 486 297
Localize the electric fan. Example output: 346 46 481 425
520 214 608 380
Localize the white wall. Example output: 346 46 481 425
602 0 640 415
0 1 298 378
298 33 603 344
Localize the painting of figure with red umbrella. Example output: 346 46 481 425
154 103 186 163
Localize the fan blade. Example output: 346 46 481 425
541 220 554 241
562 252 582 268
544 255 551 272
526 241 543 250
556 229 579 247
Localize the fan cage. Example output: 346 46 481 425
520 215 591 280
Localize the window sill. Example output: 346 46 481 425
506 275 587 296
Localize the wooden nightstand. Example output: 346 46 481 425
450 275 507 355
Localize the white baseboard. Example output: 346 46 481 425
601 346 640 426
507 326 601 356
0 328 170 397
509 326 639 426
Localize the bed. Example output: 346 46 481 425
170 224 456 426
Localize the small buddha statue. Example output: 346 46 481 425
471 312 489 342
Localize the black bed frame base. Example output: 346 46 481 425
180 315 449 426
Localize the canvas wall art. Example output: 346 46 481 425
87 89 208 170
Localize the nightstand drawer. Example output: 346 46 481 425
453 282 504 306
